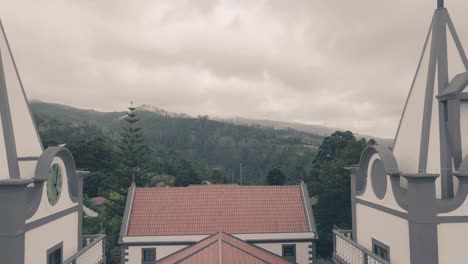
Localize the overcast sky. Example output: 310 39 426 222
1 0 468 138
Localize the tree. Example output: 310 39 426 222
101 103 151 263
148 173 175 187
210 168 224 184
305 131 368 258
174 159 200 186
266 168 286 185
99 192 125 264
67 137 116 197
114 104 151 190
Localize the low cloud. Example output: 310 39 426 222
1 0 468 138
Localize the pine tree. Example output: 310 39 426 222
99 103 151 261
115 103 150 189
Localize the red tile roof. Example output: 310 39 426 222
90 197 106 206
157 232 293 264
126 185 313 236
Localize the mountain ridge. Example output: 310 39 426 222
30 100 392 146
215 117 393 147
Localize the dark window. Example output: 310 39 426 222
142 248 156 264
372 239 390 261
47 245 62 264
282 244 296 263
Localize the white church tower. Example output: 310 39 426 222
0 20 105 263
333 1 468 263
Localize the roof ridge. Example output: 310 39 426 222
157 231 292 264
135 185 300 190
220 234 292 263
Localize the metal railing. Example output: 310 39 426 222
63 234 106 264
333 229 390 264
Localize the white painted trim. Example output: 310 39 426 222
300 184 313 231
122 232 315 243
124 185 135 237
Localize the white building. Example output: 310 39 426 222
0 19 105 263
119 183 317 264
333 1 468 264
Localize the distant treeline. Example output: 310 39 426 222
33 103 322 187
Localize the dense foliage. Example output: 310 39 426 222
32 101 320 185
114 105 151 189
210 168 225 184
266 168 286 185
34 102 375 261
305 131 374 257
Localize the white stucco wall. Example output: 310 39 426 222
125 242 314 264
438 222 468 263
24 212 78 264
23 156 80 263
356 204 410 264
27 157 78 223
357 154 407 213
0 29 43 161
124 232 316 263
126 245 188 263
392 48 428 174
255 242 312 264
18 160 38 180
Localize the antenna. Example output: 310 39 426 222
438 0 444 8
240 163 243 186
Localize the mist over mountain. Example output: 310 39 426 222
215 117 393 147
31 100 392 146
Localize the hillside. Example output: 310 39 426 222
216 117 393 147
31 101 324 185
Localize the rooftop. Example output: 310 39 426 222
157 231 293 264
124 183 316 236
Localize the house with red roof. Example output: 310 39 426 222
157 231 293 264
119 182 317 264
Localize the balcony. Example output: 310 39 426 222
63 234 106 264
333 229 390 264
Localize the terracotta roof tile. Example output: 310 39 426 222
157 232 292 264
90 197 106 206
127 185 311 236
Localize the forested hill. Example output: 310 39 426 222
214 117 393 146
30 100 325 185
31 100 387 258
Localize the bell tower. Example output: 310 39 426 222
0 19 89 264
393 0 468 198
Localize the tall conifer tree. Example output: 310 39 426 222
116 102 150 189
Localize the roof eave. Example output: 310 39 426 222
118 182 136 244
300 181 319 239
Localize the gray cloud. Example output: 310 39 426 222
1 0 468 138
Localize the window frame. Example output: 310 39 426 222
282 244 297 263
141 248 156 264
46 242 63 264
372 238 390 262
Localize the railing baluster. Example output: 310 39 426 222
332 229 390 264
63 234 106 264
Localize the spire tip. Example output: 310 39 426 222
438 0 444 8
